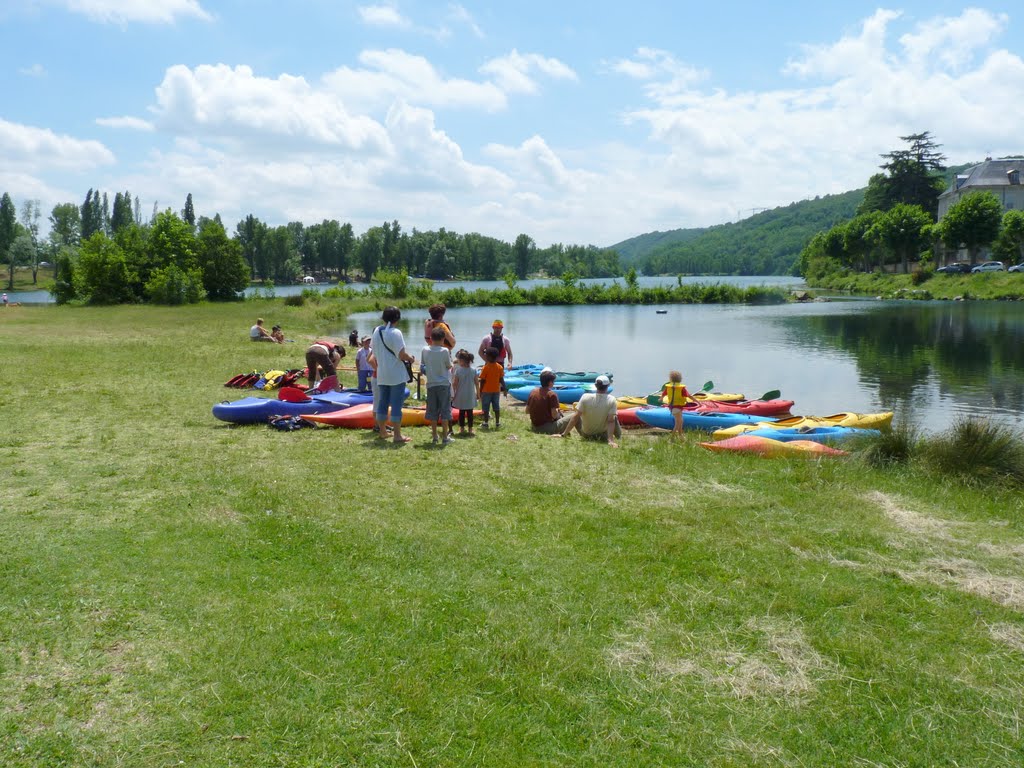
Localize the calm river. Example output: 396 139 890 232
350 300 1024 433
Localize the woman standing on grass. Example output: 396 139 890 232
371 306 416 444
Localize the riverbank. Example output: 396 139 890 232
2 301 1023 766
807 269 1024 300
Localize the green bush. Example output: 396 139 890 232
284 294 306 307
922 417 1024 486
857 422 920 468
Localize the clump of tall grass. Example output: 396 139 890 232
921 417 1024 486
857 422 921 468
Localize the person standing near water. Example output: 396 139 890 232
478 320 512 369
371 306 416 444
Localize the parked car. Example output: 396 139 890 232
935 262 972 274
971 261 1005 273
1009 263 1024 273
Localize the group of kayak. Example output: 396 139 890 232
503 364 894 458
212 362 894 457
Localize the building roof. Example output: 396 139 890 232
939 158 1024 199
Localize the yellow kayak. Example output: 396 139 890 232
711 411 894 440
614 392 746 408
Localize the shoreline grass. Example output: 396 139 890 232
2 300 1024 766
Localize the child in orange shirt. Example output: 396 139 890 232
478 346 504 428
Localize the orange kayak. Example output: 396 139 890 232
305 403 466 428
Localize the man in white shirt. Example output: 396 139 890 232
556 375 620 448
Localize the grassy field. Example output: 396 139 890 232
2 299 1024 766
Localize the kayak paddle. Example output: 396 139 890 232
757 389 781 401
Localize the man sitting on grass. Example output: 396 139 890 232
554 375 620 448
527 371 573 435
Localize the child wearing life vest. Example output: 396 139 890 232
661 370 690 437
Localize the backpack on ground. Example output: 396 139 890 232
268 415 316 431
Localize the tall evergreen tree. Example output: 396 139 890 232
182 193 196 228
860 132 947 219
81 189 97 239
1 192 17 290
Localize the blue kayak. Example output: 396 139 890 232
741 426 880 443
636 407 775 432
212 389 384 425
514 370 612 383
508 383 612 404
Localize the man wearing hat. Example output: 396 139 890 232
478 320 513 370
555 375 620 448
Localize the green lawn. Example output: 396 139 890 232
2 300 1023 766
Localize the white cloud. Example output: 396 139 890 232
357 4 409 28
483 135 594 190
152 64 392 152
609 48 708 106
0 118 115 171
96 116 155 132
448 3 483 39
58 0 211 24
479 50 577 95
899 7 1008 71
323 49 508 112
613 7 1024 234
18 64 47 78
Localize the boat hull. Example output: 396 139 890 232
636 407 774 432
740 426 880 443
700 435 849 457
712 411 894 439
212 390 371 425
304 403 467 428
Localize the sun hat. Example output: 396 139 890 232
492 320 503 328
595 375 611 387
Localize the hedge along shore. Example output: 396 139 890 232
808 268 1024 300
2 299 1024 767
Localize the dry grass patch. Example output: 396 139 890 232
608 611 836 702
867 490 961 544
988 623 1024 653
899 558 1024 612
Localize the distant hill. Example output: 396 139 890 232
611 189 865 276
609 227 707 263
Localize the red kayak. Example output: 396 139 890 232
617 407 647 427
691 398 794 417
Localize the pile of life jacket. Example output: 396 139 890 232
224 368 306 391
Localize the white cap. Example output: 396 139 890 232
541 366 553 375
595 375 611 387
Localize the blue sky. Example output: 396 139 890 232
2 1 1022 246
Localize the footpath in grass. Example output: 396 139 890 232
1 300 1023 766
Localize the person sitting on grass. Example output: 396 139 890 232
271 325 287 343
250 318 277 342
527 371 573 435
421 326 454 445
554 375 620 448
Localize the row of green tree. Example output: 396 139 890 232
799 132 1024 279
2 188 621 301
237 217 619 284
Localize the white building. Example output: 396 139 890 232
937 158 1024 220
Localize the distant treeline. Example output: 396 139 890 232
305 270 789 316
2 188 623 304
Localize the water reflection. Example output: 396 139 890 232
776 302 1024 429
